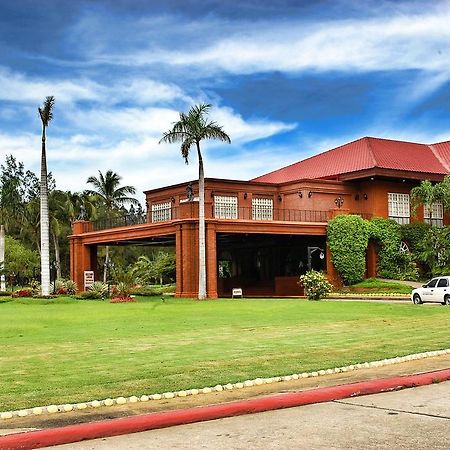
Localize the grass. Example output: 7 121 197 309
335 278 415 294
0 296 449 411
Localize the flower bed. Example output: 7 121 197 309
110 296 136 303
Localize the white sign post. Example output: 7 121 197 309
84 271 95 290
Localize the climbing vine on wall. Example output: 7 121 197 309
328 215 420 285
369 218 419 281
327 215 370 285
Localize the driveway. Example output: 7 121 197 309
50 381 450 450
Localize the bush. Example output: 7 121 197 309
11 289 33 298
299 270 333 300
30 280 41 296
51 279 77 296
89 281 109 299
131 284 176 296
65 280 77 295
328 215 370 284
76 290 103 300
0 291 11 296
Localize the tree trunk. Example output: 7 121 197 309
103 245 109 283
197 142 207 299
40 128 51 296
52 229 62 280
0 225 5 291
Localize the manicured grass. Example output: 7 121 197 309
336 278 415 294
0 296 449 411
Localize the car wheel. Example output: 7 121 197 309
413 294 422 305
445 295 450 306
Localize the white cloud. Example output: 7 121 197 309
0 67 102 104
93 7 450 77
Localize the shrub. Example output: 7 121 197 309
76 290 103 300
51 279 77 295
299 270 333 300
114 281 133 298
30 280 41 296
89 281 109 299
0 291 11 296
64 280 77 295
328 215 370 284
11 289 33 298
131 284 176 296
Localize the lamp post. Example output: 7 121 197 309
307 246 325 271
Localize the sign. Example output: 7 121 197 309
232 288 243 298
84 271 95 290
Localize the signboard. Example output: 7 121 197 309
232 288 243 298
84 271 95 290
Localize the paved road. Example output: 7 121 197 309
51 381 449 450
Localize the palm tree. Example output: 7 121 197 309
38 96 55 296
160 104 231 299
86 170 138 282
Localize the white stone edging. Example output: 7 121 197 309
1 348 449 420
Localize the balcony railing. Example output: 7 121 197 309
93 213 147 231
91 207 372 231
213 207 331 222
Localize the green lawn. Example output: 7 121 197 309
1 297 449 411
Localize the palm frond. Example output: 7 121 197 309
38 96 55 127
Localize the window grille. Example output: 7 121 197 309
252 197 273 220
388 193 410 224
214 195 238 219
151 202 171 222
424 202 444 227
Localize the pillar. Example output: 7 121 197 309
325 243 343 289
70 220 96 292
206 223 218 298
175 222 198 298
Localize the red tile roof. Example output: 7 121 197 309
252 137 450 183
430 141 450 172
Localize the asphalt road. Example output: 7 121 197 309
51 381 450 450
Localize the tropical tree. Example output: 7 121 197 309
411 175 450 219
86 170 138 282
38 96 55 296
160 103 231 299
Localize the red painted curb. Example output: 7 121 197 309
1 368 449 450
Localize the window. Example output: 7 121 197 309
252 197 273 220
214 195 238 219
426 279 438 288
151 202 171 222
424 202 444 227
437 278 448 288
388 193 410 224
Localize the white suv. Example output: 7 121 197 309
411 276 450 305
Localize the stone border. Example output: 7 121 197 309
1 348 449 420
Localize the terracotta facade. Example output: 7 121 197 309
69 172 448 297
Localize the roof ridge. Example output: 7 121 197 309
428 143 450 172
364 137 378 167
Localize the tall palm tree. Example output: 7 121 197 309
38 96 55 296
86 170 138 282
160 104 231 299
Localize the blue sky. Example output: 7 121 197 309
0 0 449 202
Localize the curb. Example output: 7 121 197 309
1 368 449 450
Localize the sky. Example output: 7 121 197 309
0 0 450 204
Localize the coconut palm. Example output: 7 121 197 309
86 170 138 282
38 96 55 296
160 103 231 299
